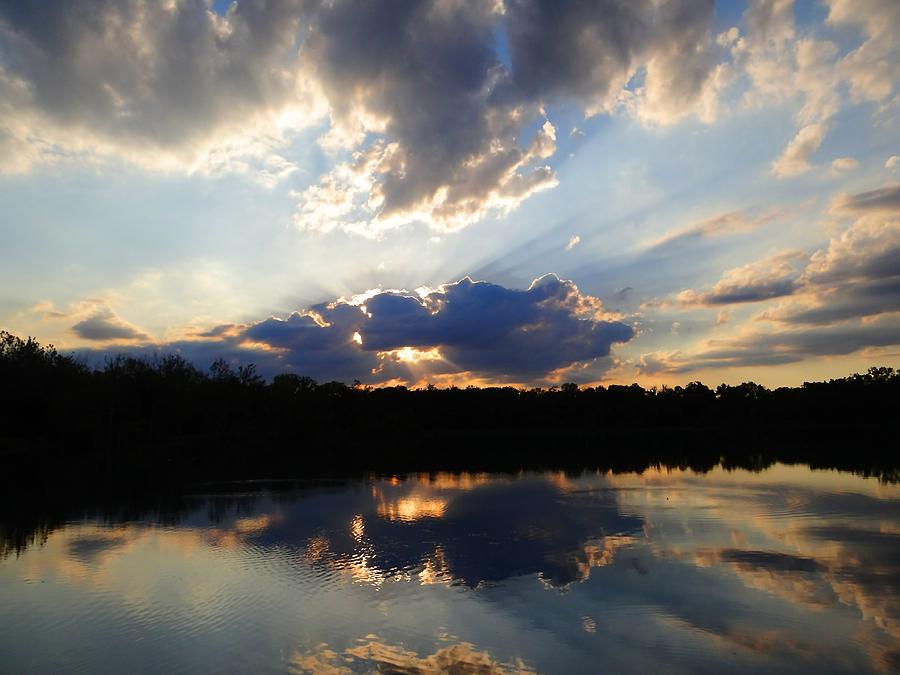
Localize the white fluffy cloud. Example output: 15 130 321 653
831 157 858 172
771 122 829 177
732 0 900 178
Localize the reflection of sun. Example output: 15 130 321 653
350 514 365 542
419 546 452 586
377 496 447 522
304 534 330 563
418 471 491 490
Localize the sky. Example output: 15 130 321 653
0 0 898 388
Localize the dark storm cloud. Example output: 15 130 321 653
79 275 633 384
369 275 634 375
243 274 633 381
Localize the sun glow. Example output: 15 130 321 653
380 346 443 363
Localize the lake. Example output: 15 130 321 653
1 464 898 673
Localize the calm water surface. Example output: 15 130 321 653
2 465 899 673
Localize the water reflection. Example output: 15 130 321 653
1 466 898 673
289 637 537 674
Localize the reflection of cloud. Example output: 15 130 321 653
289 637 536 674
694 548 834 610
605 465 900 672
289 475 643 590
6 467 900 674
542 534 635 588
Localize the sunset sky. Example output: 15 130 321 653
1 0 898 387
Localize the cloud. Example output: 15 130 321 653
638 312 900 373
743 0 795 52
565 235 581 251
771 122 829 177
292 1 563 236
503 0 650 112
830 157 858 172
632 0 724 125
762 208 900 324
0 0 320 175
826 0 900 104
732 0 898 179
676 251 807 306
888 156 900 170
640 182 900 372
505 0 721 125
758 278 900 325
648 208 784 251
71 308 149 342
78 274 633 384
293 0 723 235
1 1 727 234
4 1 889 235
666 183 900 311
806 210 900 284
28 298 151 342
830 182 900 213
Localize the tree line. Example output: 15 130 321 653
1 331 898 484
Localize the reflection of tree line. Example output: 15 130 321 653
0 478 316 560
1 330 898 489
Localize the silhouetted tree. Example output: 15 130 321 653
0 332 897 488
